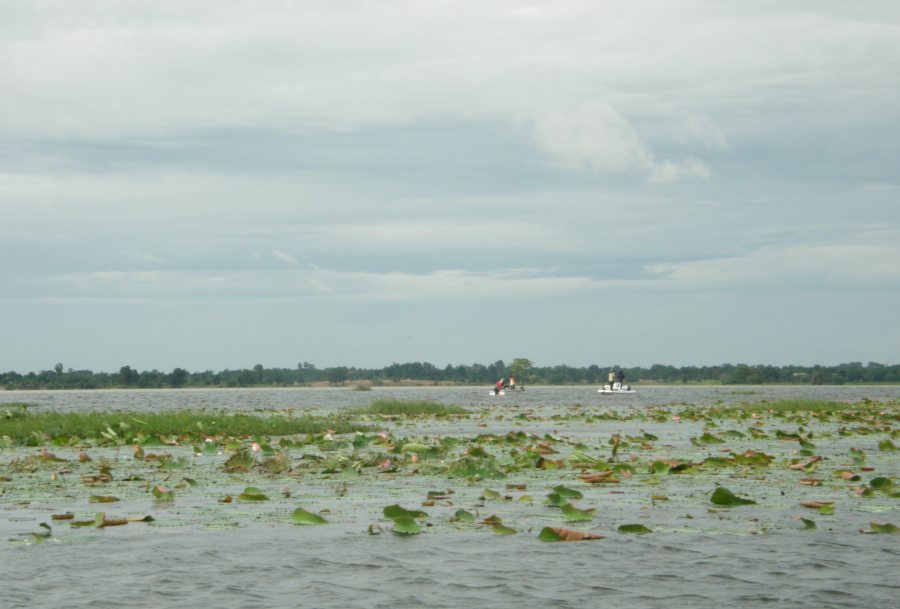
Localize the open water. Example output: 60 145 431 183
1 385 898 609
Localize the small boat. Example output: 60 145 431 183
598 382 635 394
489 390 507 396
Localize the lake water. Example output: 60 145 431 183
2 385 898 609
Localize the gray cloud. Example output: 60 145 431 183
1 1 898 370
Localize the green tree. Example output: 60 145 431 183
327 366 349 385
170 367 189 388
509 358 534 384
119 365 139 386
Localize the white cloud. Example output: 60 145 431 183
649 158 711 183
679 115 728 150
530 102 711 182
646 243 900 288
530 102 653 174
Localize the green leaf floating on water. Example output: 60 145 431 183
482 488 501 500
693 432 725 445
868 521 898 534
392 516 422 535
800 518 817 530
618 524 652 534
869 477 895 493
879 439 898 451
560 503 595 522
238 487 269 501
710 487 756 506
649 460 670 475
291 507 328 525
546 493 569 507
152 485 175 501
452 509 475 523
383 504 428 520
89 495 120 503
490 523 517 535
401 442 430 453
552 485 583 499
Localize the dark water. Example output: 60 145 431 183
2 385 898 609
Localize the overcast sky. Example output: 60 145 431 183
2 1 898 373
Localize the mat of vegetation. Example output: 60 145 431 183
2 398 897 544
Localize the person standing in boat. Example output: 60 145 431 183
508 375 516 390
608 369 616 388
494 378 504 394
616 369 625 385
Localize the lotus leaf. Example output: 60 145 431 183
238 487 269 501
490 523 517 535
392 516 422 535
869 521 898 534
552 485 583 499
291 507 328 525
710 487 756 506
451 509 475 523
618 524 652 534
152 485 175 501
560 503 595 522
89 495 120 503
383 504 428 520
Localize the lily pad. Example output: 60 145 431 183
152 485 175 501
560 503 595 522
291 507 328 525
710 487 756 506
237 487 269 501
490 523 517 535
88 495 120 503
551 485 583 499
383 504 428 520
392 516 422 535
618 523 652 534
451 509 475 523
868 521 898 534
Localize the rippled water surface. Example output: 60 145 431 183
2 385 898 609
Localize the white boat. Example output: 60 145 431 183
598 382 635 394
489 390 506 396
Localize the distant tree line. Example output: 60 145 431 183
1 360 898 390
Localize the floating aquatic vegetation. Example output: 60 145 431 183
618 524 652 534
479 515 516 535
560 503 595 522
237 487 269 501
391 517 422 535
539 527 604 541
223 449 256 473
710 487 756 506
692 432 725 445
383 504 428 520
152 484 175 501
451 509 475 523
261 452 293 474
866 521 898 534
88 495 120 503
552 485 583 499
291 507 328 525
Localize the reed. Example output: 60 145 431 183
356 399 468 416
0 408 368 445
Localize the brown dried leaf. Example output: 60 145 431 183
548 527 605 541
800 500 834 509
